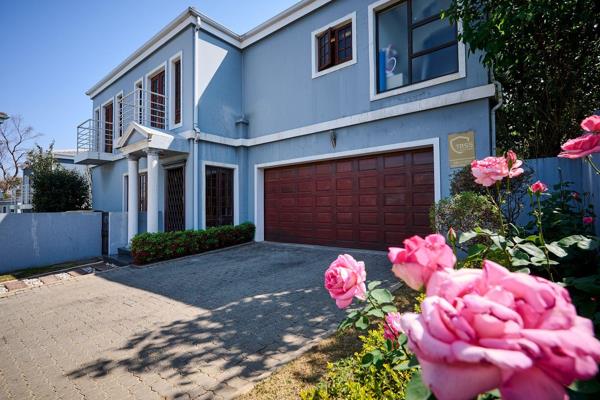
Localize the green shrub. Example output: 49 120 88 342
131 222 255 265
300 329 412 400
450 165 533 224
430 191 499 240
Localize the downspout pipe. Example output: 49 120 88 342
192 16 201 230
490 66 503 156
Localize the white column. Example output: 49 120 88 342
127 155 139 243
146 149 160 233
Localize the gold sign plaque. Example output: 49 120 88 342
448 131 475 168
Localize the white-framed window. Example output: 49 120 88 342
101 98 114 153
311 12 357 79
169 51 183 129
368 0 466 101
145 62 167 130
116 91 124 137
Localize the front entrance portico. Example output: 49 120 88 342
116 122 189 242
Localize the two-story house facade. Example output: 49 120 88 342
76 0 497 250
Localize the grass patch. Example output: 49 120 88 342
0 258 101 283
240 285 417 399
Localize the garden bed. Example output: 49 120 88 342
240 285 418 399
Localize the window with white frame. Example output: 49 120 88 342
311 13 357 78
169 53 182 128
116 92 123 137
374 0 457 94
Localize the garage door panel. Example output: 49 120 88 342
359 176 378 188
264 148 434 250
336 178 354 190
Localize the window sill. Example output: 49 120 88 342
169 122 183 130
370 70 466 102
312 58 357 79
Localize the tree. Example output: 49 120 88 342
28 145 91 212
445 0 600 158
0 115 41 193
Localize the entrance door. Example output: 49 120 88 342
150 70 165 129
165 166 185 232
205 166 234 228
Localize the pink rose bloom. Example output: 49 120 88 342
583 216 594 225
558 133 600 159
530 180 548 194
384 312 403 341
471 156 509 187
388 234 456 291
400 260 600 400
505 150 524 178
580 115 600 132
324 254 367 309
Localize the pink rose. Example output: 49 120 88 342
324 254 367 309
583 216 594 225
384 312 403 341
400 260 600 400
505 150 524 178
530 180 548 194
388 234 456 291
471 156 509 187
580 115 600 132
558 133 600 159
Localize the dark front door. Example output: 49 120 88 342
165 166 185 232
150 70 165 129
264 148 435 250
205 166 234 228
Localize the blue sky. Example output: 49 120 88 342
0 0 298 150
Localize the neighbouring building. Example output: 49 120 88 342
75 0 498 250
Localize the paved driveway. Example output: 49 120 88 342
0 242 395 399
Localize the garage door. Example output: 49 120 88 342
264 148 435 250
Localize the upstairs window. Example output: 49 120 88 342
375 0 457 94
318 22 352 71
312 13 357 78
169 52 183 128
174 59 181 125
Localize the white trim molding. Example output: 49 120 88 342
367 0 467 102
100 98 115 153
168 51 184 130
253 138 441 242
87 2 337 98
200 161 240 229
187 84 495 148
311 12 357 79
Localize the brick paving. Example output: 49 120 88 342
0 242 395 399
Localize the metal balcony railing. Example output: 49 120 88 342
76 88 168 154
120 88 168 132
77 118 101 153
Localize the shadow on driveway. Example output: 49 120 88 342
66 242 395 396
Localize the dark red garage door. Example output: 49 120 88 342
264 148 435 250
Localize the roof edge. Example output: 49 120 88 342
86 1 331 98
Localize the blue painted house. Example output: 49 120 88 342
76 0 497 250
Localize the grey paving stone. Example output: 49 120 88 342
0 242 395 399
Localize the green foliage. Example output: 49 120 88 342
28 145 90 212
430 191 498 242
530 180 596 242
444 0 600 158
130 222 255 264
337 281 396 333
450 165 533 224
300 329 414 400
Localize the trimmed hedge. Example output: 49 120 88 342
131 222 255 265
